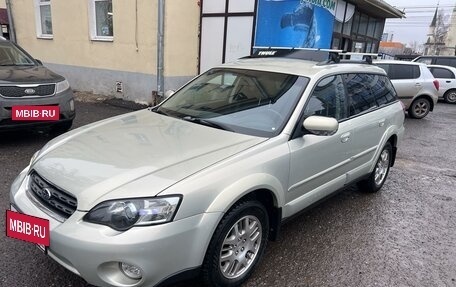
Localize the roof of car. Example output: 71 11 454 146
415 55 456 58
219 57 387 78
374 60 426 66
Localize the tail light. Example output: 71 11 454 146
433 79 440 91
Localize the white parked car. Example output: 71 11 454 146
375 60 439 119
427 64 456 104
10 50 405 287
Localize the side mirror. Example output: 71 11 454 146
303 116 338 136
35 59 43 65
164 90 175 99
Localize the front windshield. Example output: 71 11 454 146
0 42 35 66
157 68 308 137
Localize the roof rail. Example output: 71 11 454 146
339 52 381 64
247 47 376 65
248 47 344 63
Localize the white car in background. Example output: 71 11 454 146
427 64 456 104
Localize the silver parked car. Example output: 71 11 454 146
427 64 456 104
375 60 439 119
10 50 405 287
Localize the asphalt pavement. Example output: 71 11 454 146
1 99 455 287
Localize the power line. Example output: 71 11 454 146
394 5 455 9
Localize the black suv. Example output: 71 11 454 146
413 55 456 68
0 39 75 132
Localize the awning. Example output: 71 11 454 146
347 0 404 19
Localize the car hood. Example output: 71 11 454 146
32 110 266 210
0 66 64 84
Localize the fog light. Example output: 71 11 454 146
69 99 75 111
119 262 142 280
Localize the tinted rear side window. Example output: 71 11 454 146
344 74 377 116
430 67 455 79
393 64 420 79
377 64 420 80
434 58 456 67
369 75 397 106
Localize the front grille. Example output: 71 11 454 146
0 84 55 98
28 171 77 219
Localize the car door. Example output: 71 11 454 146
285 74 353 217
343 73 391 181
429 66 456 97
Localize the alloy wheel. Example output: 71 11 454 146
374 149 390 186
412 100 429 118
219 215 262 279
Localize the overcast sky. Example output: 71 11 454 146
384 0 456 46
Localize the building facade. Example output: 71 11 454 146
7 0 402 104
441 5 456 56
8 0 199 104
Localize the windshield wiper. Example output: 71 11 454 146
152 108 169 116
182 116 232 132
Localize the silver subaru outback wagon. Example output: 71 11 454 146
10 50 405 287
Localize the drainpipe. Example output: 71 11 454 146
157 0 165 98
5 0 16 42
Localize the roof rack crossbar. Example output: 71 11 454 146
247 47 377 65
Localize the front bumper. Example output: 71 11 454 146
10 168 222 287
0 88 75 130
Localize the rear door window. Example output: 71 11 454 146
391 64 420 80
429 67 455 79
369 75 397 106
344 74 378 117
434 58 456 67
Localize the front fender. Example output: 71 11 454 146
206 173 285 214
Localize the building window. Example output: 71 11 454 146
89 0 113 41
34 0 53 38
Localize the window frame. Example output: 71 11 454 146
88 0 114 42
34 0 53 39
303 74 348 121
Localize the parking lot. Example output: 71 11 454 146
1 99 455 287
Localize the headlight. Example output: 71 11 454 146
83 196 182 231
55 80 70 94
30 150 41 165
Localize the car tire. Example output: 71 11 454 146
51 120 73 134
443 89 456 104
358 142 392 193
202 200 269 287
408 97 431 119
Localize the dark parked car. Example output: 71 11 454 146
0 38 75 132
413 55 456 69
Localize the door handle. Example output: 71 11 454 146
446 80 451 83
415 83 422 87
378 119 385 127
340 132 351 143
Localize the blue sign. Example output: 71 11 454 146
255 0 336 49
